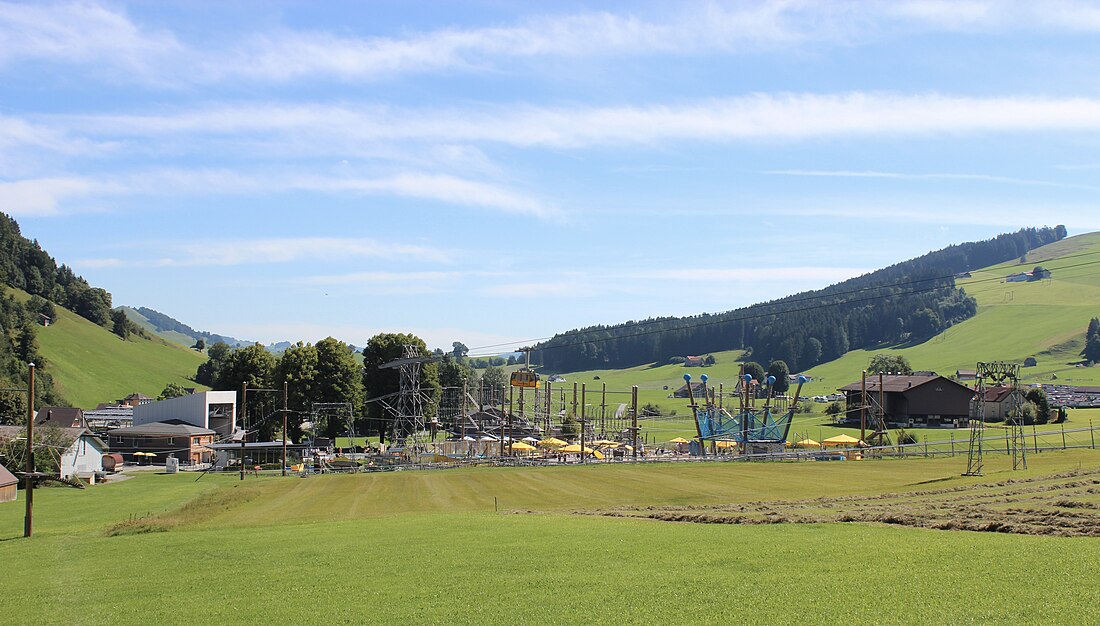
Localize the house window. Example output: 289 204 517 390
164 437 174 445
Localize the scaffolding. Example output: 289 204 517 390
375 345 440 449
965 361 1026 476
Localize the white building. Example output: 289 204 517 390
133 391 237 438
58 429 108 479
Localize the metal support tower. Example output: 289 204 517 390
377 344 438 449
965 361 1026 476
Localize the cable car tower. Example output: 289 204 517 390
375 345 441 449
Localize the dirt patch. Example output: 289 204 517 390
582 467 1100 537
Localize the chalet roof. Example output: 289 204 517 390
108 420 215 436
982 386 1017 403
838 374 972 394
0 461 17 488
34 407 84 428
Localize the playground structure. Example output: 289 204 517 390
688 371 808 456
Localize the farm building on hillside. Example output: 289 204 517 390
133 391 237 437
971 385 1023 421
0 426 106 480
107 420 216 465
683 356 705 367
119 393 154 408
838 374 975 428
672 381 709 398
0 462 17 503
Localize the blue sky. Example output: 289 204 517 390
3 1 1100 355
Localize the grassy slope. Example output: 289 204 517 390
3 450 1100 623
806 232 1100 393
550 232 1100 414
118 305 198 349
35 297 208 407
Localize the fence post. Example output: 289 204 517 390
1033 425 1039 453
924 436 928 457
950 433 954 457
1091 420 1095 450
1062 424 1067 450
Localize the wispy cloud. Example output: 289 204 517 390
6 2 1100 86
0 169 551 218
764 169 1100 191
56 94 1100 152
76 237 449 269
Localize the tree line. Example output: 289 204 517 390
194 333 512 443
533 226 1066 373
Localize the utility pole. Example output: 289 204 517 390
24 362 35 538
281 381 288 477
580 383 587 464
860 371 867 444
499 384 506 458
508 384 514 457
631 385 639 460
240 381 247 481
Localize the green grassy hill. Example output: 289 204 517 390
118 305 198 348
805 231 1100 393
34 296 208 407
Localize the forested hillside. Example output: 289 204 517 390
534 226 1067 373
125 306 247 348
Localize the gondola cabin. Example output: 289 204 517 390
510 370 540 388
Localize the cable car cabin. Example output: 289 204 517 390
510 370 540 388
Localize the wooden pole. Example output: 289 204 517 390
600 383 606 438
878 371 885 441
687 375 705 457
860 370 867 443
1091 420 1095 450
631 385 638 460
508 384 514 457
281 381 288 477
24 362 35 538
240 382 247 481
499 385 506 458
580 383 587 464
1062 423 1067 449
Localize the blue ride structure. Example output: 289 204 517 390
685 371 809 455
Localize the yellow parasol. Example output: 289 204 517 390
538 438 568 447
669 437 690 444
508 442 536 451
822 434 863 447
793 439 821 448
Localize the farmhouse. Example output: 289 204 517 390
133 390 237 438
971 385 1022 421
0 461 16 503
672 381 708 398
683 356 705 367
839 374 975 428
0 426 106 480
107 420 216 465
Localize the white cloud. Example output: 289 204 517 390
59 94 1100 152
0 1 181 81
0 168 551 218
4 2 1100 87
764 169 1100 191
76 237 449 269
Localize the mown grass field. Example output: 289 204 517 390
32 293 208 407
3 450 1100 624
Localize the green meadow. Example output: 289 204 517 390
3 450 1100 624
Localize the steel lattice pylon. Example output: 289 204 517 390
965 361 1027 476
377 345 439 449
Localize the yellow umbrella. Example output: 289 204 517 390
669 437 690 444
714 440 737 449
592 439 620 447
560 444 596 453
822 434 863 447
793 439 822 448
508 442 536 451
538 438 568 447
